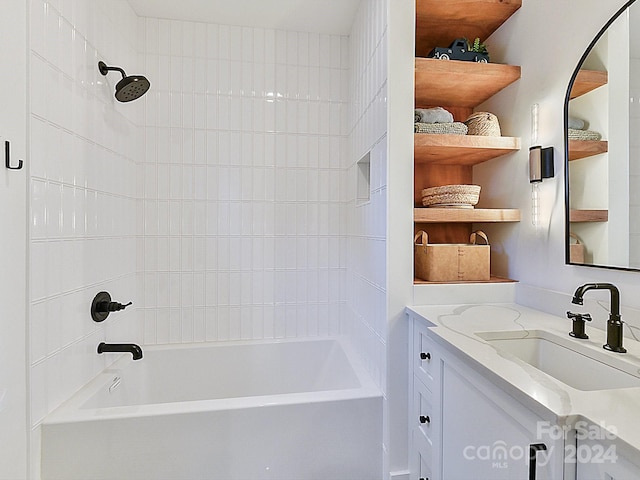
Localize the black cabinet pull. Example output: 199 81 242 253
529 443 547 480
419 415 430 424
5 141 23 170
420 352 431 360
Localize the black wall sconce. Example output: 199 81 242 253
529 145 554 182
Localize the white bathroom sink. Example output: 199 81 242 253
475 330 640 391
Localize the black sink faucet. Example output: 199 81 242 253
571 283 626 353
97 342 143 360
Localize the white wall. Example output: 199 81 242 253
23 2 640 480
386 0 416 476
345 0 387 405
28 0 142 475
345 1 415 477
137 19 349 343
0 2 27 478
344 0 389 472
474 0 640 303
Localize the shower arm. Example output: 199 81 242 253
98 61 126 79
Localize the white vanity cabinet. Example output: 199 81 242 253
437 346 566 479
575 436 640 479
409 319 440 480
408 313 566 480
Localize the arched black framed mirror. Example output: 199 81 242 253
565 0 640 270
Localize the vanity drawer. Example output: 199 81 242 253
411 428 434 480
413 321 438 389
413 376 436 446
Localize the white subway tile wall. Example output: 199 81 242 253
344 0 388 393
28 2 388 475
138 19 350 344
29 0 142 434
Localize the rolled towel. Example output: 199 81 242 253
568 116 586 130
415 107 454 124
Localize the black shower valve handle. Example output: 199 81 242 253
91 291 132 322
98 300 132 313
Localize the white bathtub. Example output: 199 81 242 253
41 337 383 480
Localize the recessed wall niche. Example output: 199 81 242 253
356 151 371 206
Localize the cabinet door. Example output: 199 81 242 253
576 437 640 479
413 378 437 458
413 321 439 390
440 359 564 480
410 430 433 480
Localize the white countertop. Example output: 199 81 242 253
407 303 640 458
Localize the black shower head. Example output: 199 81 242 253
98 61 150 102
114 75 151 102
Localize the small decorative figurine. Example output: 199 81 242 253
427 37 489 63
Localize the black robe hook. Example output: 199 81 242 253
5 141 23 170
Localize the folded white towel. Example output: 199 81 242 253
415 107 454 124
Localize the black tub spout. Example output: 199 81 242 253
97 342 143 360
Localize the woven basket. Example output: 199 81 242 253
414 230 490 281
421 184 481 207
465 112 501 136
414 122 468 135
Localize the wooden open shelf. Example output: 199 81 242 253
412 1 521 285
415 58 521 108
414 275 517 285
414 208 520 223
414 134 520 165
568 140 608 160
569 209 608 222
570 69 608 99
415 0 522 57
